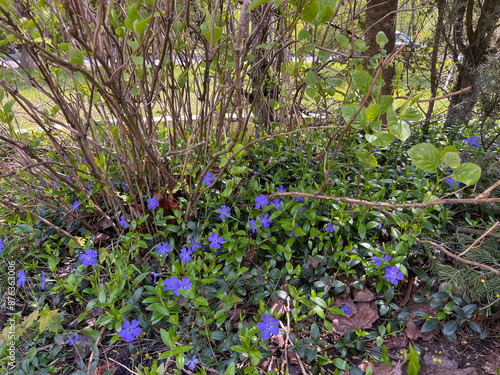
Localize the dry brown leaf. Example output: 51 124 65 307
353 288 376 302
271 333 286 348
359 362 397 375
95 216 114 231
95 361 116 375
368 334 408 349
309 258 322 269
405 319 438 341
93 232 112 246
270 295 289 315
327 302 379 335
288 350 299 365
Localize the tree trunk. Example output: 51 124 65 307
444 62 479 127
423 0 447 134
365 0 398 97
444 0 500 127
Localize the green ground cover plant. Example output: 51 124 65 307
0 0 499 374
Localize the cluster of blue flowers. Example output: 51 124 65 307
156 242 171 257
255 194 269 209
65 333 80 346
15 269 47 290
372 254 392 269
372 254 404 285
164 276 192 296
443 177 460 189
120 215 129 228
71 201 80 211
325 222 335 233
17 270 27 287
464 136 480 147
340 304 352 315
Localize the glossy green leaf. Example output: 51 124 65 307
351 70 372 95
408 143 441 172
376 31 388 47
443 152 461 168
248 0 270 12
451 163 481 185
365 131 395 148
336 34 350 49
389 119 410 141
302 1 319 23
366 103 379 122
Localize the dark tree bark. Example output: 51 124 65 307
423 0 447 134
444 0 500 127
15 0 34 69
365 0 398 97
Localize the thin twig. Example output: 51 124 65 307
279 319 312 375
0 198 81 243
416 238 500 277
451 225 500 239
477 179 500 199
87 327 106 375
267 191 500 209
459 221 499 257
107 358 140 375
394 86 472 102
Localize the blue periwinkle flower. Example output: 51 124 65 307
384 266 404 285
119 320 141 342
147 196 159 210
257 314 279 339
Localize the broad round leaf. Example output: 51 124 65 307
302 0 319 23
451 163 481 185
336 34 350 49
408 143 441 172
389 120 410 141
351 70 372 95
402 108 422 122
355 150 377 168
365 131 395 148
376 31 389 48
440 145 458 159
443 152 461 169
298 28 311 41
366 103 379 122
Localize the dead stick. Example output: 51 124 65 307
416 238 500 277
279 319 312 375
107 358 140 375
395 86 472 102
477 179 500 199
459 221 499 257
451 225 500 239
